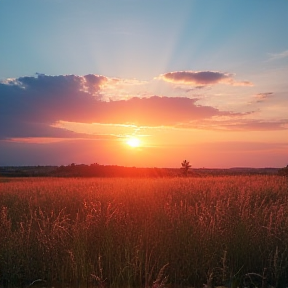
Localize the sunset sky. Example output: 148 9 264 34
1 0 288 168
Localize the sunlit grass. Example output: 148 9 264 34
0 176 287 287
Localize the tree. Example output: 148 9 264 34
278 165 288 176
181 159 191 176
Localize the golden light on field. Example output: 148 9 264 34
126 137 141 147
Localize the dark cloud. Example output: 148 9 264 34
159 70 253 86
162 71 229 84
1 74 108 123
0 74 108 139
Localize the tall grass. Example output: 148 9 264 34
0 176 288 287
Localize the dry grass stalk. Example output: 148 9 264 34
0 176 288 287
152 263 169 288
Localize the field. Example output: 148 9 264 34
0 176 288 288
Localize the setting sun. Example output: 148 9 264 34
1 1 288 169
126 137 141 147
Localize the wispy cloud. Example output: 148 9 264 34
158 71 253 86
176 117 288 131
268 49 288 61
253 92 273 103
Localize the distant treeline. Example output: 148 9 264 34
54 163 177 177
0 163 285 178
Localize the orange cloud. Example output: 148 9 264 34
176 117 288 131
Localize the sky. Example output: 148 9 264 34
0 0 288 168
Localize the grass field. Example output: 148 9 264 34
0 176 288 288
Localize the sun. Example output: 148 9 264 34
126 137 141 147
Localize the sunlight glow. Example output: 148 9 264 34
126 137 141 147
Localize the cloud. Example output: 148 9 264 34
0 73 108 123
1 73 284 142
158 70 253 86
177 117 288 131
234 119 288 131
268 49 288 61
92 96 231 126
0 74 108 140
0 73 236 140
253 92 273 103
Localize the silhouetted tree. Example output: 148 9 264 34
278 165 288 176
181 159 191 176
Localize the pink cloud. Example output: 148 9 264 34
159 70 253 86
253 92 273 103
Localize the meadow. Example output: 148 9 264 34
0 176 288 288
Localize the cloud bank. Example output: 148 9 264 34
0 73 284 141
